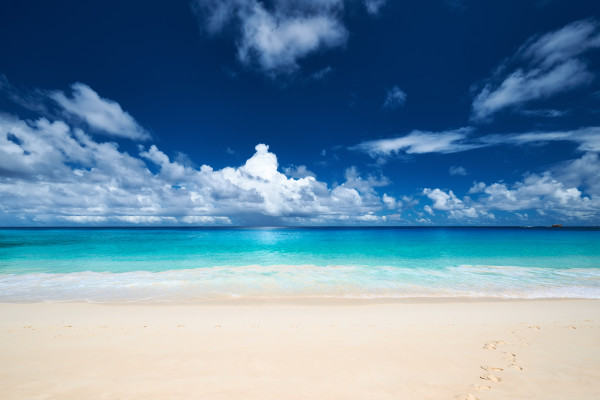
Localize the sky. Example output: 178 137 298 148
0 0 599 226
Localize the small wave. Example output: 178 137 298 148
0 264 599 303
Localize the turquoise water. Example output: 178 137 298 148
1 227 599 302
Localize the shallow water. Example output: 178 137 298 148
1 227 599 302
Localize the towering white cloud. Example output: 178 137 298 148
0 113 389 226
50 83 151 140
471 19 600 122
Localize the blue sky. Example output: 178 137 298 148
1 0 599 226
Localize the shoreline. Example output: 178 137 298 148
2 299 599 399
1 295 598 306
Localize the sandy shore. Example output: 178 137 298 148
1 299 599 399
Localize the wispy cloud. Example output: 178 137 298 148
351 127 479 157
310 66 333 80
353 126 600 158
382 86 407 110
449 166 467 176
364 0 387 16
482 126 600 152
518 108 567 118
471 19 600 122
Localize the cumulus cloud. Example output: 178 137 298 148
0 112 394 226
382 193 397 209
554 152 600 196
422 153 600 222
471 19 600 122
192 0 348 74
283 164 316 179
382 86 407 110
468 172 594 218
50 83 150 140
352 127 479 157
423 188 493 220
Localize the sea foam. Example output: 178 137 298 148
1 264 599 303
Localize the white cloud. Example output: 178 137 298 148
468 173 593 218
382 193 397 209
426 152 600 221
283 164 316 179
364 0 387 16
50 83 150 140
310 66 333 80
449 166 467 176
518 108 567 118
354 126 600 159
0 113 393 226
352 127 479 157
423 188 493 220
382 85 407 110
554 152 600 196
482 126 600 152
471 19 600 122
192 0 348 74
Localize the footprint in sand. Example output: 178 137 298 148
480 373 502 383
214 325 222 328
454 394 479 400
504 352 524 371
480 365 503 371
511 330 530 346
475 385 491 391
529 325 540 329
483 340 506 350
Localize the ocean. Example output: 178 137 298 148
0 227 599 302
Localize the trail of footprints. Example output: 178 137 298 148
454 330 527 400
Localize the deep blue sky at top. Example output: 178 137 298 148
0 0 599 225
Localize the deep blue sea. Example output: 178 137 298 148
1 227 599 302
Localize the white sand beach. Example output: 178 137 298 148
1 299 599 399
